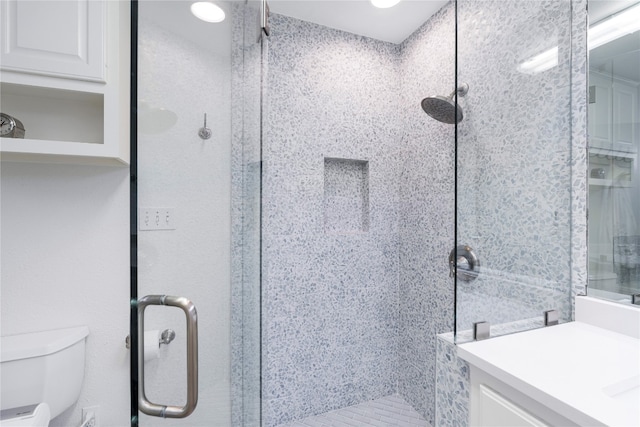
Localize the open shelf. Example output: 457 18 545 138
0 137 125 165
2 82 104 144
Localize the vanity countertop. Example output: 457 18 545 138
458 321 640 427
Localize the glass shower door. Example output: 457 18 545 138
132 1 262 425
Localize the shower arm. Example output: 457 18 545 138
449 83 470 99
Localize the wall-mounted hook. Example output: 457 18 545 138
198 113 212 140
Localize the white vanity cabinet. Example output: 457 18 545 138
0 0 130 165
459 321 640 427
469 366 579 427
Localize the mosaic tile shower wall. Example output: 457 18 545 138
261 14 403 426
397 3 455 423
435 335 469 427
455 0 576 334
261 6 458 424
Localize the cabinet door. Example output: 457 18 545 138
588 73 614 149
612 81 638 152
0 0 105 82
476 384 550 427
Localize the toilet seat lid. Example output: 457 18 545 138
0 403 50 427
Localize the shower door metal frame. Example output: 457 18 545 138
129 1 139 425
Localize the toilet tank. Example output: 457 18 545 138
1 326 89 419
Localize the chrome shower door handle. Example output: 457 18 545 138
137 295 198 418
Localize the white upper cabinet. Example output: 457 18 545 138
589 70 639 153
588 73 612 147
612 81 638 150
0 1 129 165
1 0 106 82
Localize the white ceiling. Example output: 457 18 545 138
140 0 232 55
267 0 639 82
268 0 449 44
140 0 638 83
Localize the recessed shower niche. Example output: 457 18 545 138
323 157 370 233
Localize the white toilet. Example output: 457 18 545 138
0 326 89 427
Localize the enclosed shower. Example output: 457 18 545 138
130 0 585 426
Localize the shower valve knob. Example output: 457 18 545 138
448 245 480 282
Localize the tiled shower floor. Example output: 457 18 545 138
277 394 431 427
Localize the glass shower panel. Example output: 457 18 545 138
455 0 574 341
134 1 261 426
232 1 264 425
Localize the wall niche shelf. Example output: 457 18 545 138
323 157 370 234
0 0 130 166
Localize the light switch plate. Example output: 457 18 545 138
139 208 175 231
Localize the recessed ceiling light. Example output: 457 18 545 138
191 2 225 23
371 0 401 9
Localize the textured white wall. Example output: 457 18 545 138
1 162 130 427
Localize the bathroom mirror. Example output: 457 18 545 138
587 0 640 304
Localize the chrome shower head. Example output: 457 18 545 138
421 96 463 124
421 83 469 124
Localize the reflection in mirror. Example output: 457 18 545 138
588 0 640 304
